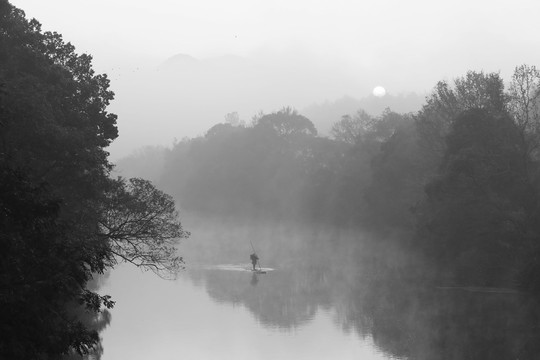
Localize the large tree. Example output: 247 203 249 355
0 2 187 358
361 72 509 233
417 109 532 285
508 65 540 177
255 107 317 138
0 167 117 359
416 71 508 162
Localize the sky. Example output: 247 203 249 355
10 0 540 158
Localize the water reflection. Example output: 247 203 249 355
188 267 320 329
181 221 540 360
100 264 386 360
250 273 259 287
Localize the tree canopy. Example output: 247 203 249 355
100 177 189 277
0 2 187 358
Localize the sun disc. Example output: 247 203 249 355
373 86 386 97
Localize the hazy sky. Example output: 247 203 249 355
10 0 540 158
13 0 540 87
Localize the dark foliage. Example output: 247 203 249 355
417 110 533 285
0 1 186 357
0 167 112 359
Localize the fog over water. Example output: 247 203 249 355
98 218 540 360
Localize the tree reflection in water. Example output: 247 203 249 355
182 220 540 359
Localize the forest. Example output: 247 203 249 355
120 67 540 290
3 0 540 358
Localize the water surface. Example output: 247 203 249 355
99 220 540 359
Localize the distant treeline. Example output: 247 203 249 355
122 107 408 225
119 67 540 290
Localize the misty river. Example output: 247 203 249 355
98 219 540 360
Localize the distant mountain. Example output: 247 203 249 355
158 53 201 71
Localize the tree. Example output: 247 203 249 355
417 109 532 285
0 3 117 357
224 111 245 127
330 109 374 144
99 178 189 278
205 122 240 139
508 64 540 167
361 71 511 233
365 116 424 230
416 71 507 159
255 107 317 138
0 2 187 357
507 65 540 292
326 108 416 228
509 65 540 136
0 166 114 359
0 0 118 212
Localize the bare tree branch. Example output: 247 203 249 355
99 177 189 278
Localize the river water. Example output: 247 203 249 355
98 219 540 360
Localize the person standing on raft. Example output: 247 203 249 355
250 252 259 271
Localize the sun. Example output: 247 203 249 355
372 86 386 97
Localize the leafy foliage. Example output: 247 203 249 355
365 115 424 230
100 178 189 277
255 107 317 138
330 109 374 144
160 108 322 219
0 167 113 359
0 1 187 357
416 71 507 159
417 110 532 284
